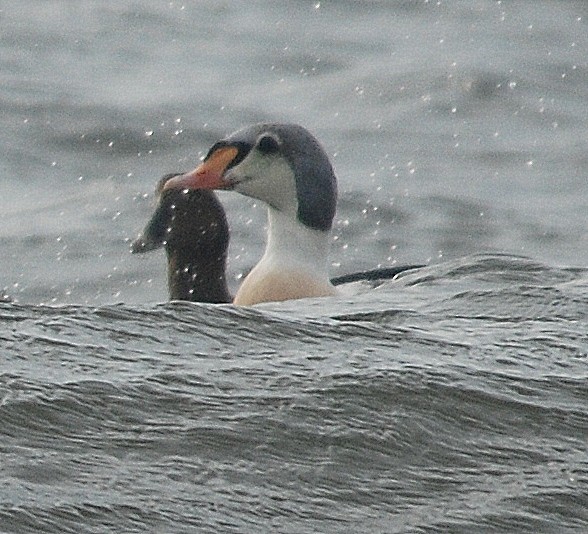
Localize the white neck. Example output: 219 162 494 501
233 208 336 306
264 208 331 274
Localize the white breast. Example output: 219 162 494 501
233 207 336 306
234 266 336 306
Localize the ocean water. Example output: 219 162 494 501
0 1 587 532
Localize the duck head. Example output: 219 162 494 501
164 123 337 232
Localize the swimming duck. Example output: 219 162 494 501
131 173 231 303
164 123 339 306
132 172 422 303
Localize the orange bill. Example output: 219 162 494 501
164 146 239 191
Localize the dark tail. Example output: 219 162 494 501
330 265 424 286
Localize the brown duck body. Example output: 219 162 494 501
132 174 231 303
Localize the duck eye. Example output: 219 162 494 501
257 134 280 155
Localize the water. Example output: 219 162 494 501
1 1 587 532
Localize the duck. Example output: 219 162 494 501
132 171 422 303
131 173 232 303
163 123 338 306
161 123 422 306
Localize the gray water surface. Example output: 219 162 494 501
1 1 587 532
